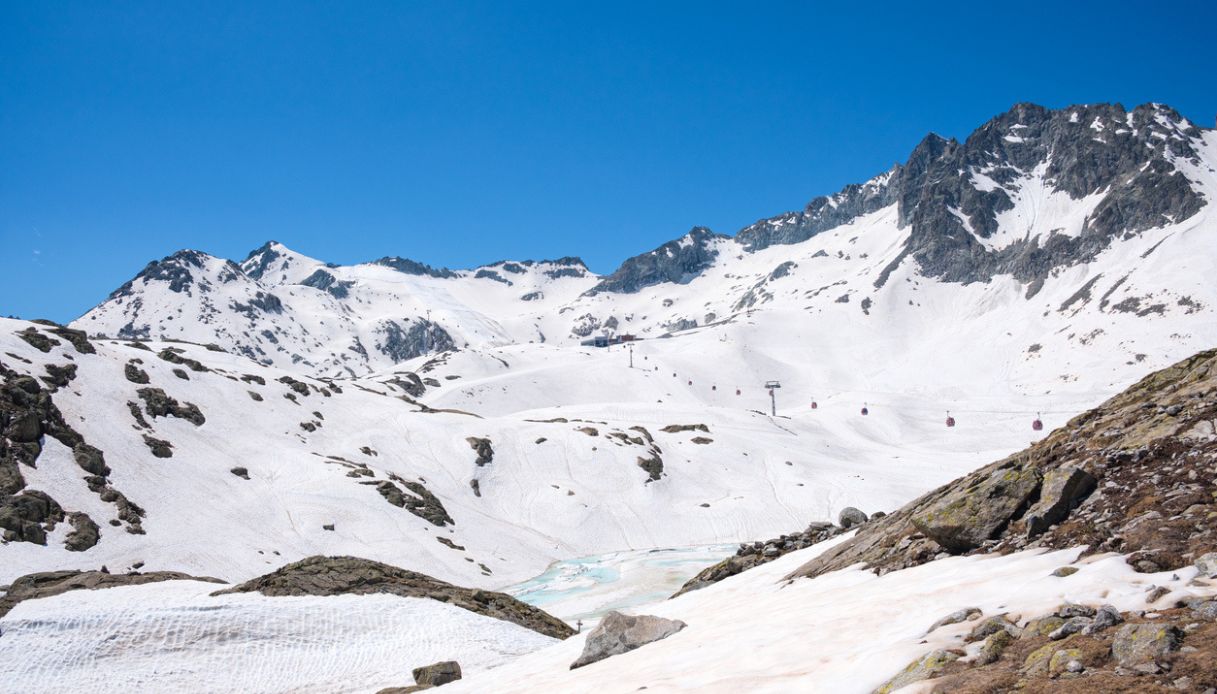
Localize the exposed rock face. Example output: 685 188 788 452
586 227 727 295
299 269 354 299
787 348 1217 582
376 319 455 363
124 362 150 384
136 387 206 425
375 478 454 527
466 437 494 467
674 521 845 597
0 568 225 618
569 611 686 669
214 555 574 639
64 511 100 551
1023 465 1097 536
738 103 1207 290
42 363 77 389
911 462 1042 552
373 256 458 279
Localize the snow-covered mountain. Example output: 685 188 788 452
76 102 1217 380
4 101 1217 692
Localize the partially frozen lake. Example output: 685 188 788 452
505 544 736 623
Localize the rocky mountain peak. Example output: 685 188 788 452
584 226 728 295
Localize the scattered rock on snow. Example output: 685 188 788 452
412 660 462 687
874 649 959 693
570 610 686 669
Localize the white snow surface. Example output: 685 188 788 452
0 580 554 693
446 541 1217 694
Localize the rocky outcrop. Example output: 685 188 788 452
585 227 727 295
569 611 686 669
910 462 1041 552
214 555 574 639
372 257 458 279
375 478 454 527
674 521 845 596
466 437 494 467
376 319 455 363
1023 465 1097 536
738 103 1207 291
0 568 225 618
64 511 100 551
299 269 354 299
913 601 1216 691
784 348 1217 583
136 387 205 425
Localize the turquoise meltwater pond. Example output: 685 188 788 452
504 544 736 623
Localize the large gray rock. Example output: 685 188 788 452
911 463 1042 552
412 660 461 687
1195 552 1217 577
570 611 686 669
1111 622 1182 673
839 507 869 529
1024 466 1096 536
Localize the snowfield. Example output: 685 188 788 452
0 580 555 693
447 541 1217 694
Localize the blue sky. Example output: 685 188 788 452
2 1 1215 322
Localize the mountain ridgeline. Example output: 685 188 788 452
72 101 1215 375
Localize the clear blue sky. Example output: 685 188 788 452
3 1 1215 322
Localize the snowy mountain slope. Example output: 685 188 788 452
0 580 555 694
1 317 1042 590
443 541 1216 694
11 105 1217 595
72 103 1217 383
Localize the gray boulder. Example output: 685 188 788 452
570 611 686 669
1195 552 1217 577
839 507 869 529
412 660 461 687
1111 622 1182 673
926 606 980 634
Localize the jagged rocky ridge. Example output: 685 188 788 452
735 103 1209 293
71 102 1213 375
